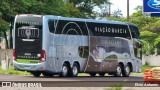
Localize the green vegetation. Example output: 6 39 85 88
0 64 30 75
106 87 122 90
142 65 154 73
105 81 127 90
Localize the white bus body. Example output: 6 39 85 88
13 14 142 77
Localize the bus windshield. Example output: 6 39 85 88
129 25 140 39
15 16 42 60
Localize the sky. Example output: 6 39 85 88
110 0 143 17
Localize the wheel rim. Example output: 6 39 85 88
125 66 130 75
117 66 121 75
62 66 68 76
72 66 78 76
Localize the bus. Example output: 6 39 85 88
13 14 142 77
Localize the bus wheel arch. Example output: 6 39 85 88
73 61 80 71
127 62 133 72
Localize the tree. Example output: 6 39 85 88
154 37 160 55
142 19 160 34
112 9 123 18
140 31 158 54
130 6 158 30
65 0 109 18
107 16 126 22
0 19 9 48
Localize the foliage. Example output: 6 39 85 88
154 37 160 54
112 9 123 18
107 16 126 22
130 6 158 30
65 0 109 18
0 19 9 32
129 6 160 55
140 31 158 54
142 19 160 34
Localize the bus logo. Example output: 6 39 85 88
148 0 160 9
25 29 31 39
18 27 39 39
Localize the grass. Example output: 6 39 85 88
0 64 30 75
142 65 154 72
0 64 155 76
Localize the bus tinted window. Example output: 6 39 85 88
129 25 140 39
48 20 55 33
48 20 88 35
87 22 131 39
56 20 88 35
16 16 42 25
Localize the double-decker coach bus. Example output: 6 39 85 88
13 14 142 77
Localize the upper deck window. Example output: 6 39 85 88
87 22 131 39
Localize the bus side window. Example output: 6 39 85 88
78 46 89 58
48 20 55 33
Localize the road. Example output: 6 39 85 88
0 74 144 87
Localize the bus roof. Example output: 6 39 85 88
44 15 128 25
16 14 138 27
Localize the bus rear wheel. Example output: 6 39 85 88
89 73 96 77
69 63 79 77
122 65 131 77
114 64 122 77
60 63 69 77
30 72 41 77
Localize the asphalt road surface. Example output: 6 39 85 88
0 74 144 87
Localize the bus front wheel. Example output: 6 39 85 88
30 72 41 77
114 64 122 77
122 65 131 77
70 63 79 77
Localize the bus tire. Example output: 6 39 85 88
70 63 79 77
114 64 122 77
31 72 41 77
60 63 69 77
122 64 131 77
89 73 96 77
99 73 105 77
42 72 53 77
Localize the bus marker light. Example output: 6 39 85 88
40 50 46 62
13 49 16 61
